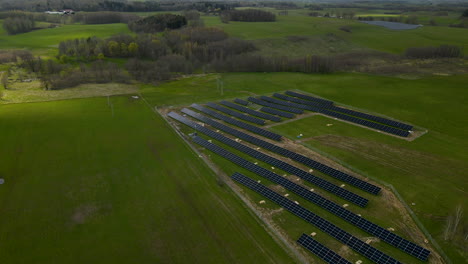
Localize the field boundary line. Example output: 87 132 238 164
139 93 309 264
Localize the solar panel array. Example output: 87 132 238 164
220 101 281 122
192 136 429 260
231 172 403 264
297 234 352 264
256 96 410 137
190 104 282 141
206 102 266 125
285 91 334 106
234 98 249 106
260 107 295 118
181 108 381 195
168 111 367 207
279 93 413 131
248 97 304 114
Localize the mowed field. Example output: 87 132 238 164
0 21 131 56
0 96 295 263
143 72 468 262
203 15 468 54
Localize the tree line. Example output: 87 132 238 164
220 9 276 23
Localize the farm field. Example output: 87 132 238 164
203 15 468 54
0 96 295 264
144 72 468 262
0 21 131 56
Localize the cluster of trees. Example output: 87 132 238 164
72 12 139 24
128 14 187 33
0 50 32 63
0 0 237 13
405 45 463 59
58 27 255 63
2 14 35 35
220 9 275 23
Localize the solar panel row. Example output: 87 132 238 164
234 98 249 106
279 93 413 131
297 233 352 264
190 104 282 141
181 108 381 195
168 111 367 207
206 102 266 125
231 172 403 264
260 107 295 118
220 101 281 122
192 136 428 261
257 96 410 137
285 91 334 106
248 97 304 114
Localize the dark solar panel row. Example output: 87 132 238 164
285 91 334 106
220 101 281 122
258 96 410 137
231 172 403 264
206 102 266 125
279 93 413 131
248 97 304 114
168 111 367 207
234 98 249 106
192 136 429 260
297 234 352 264
260 107 295 118
190 104 282 141
181 108 381 195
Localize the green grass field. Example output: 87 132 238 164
203 15 468 54
0 96 296 263
145 72 467 262
0 21 131 56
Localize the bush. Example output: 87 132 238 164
405 45 463 59
339 25 352 33
2 15 35 35
128 14 187 33
221 9 276 22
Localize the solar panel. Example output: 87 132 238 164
191 136 429 261
260 96 410 137
260 107 295 118
232 172 404 264
206 102 266 125
297 234 352 264
234 98 249 106
190 104 282 141
279 93 413 131
168 111 367 207
285 91 334 106
180 108 381 195
220 101 281 122
248 97 304 114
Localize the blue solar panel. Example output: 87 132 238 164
285 91 334 106
190 104 282 141
234 98 249 106
260 107 295 118
232 172 404 264
220 101 281 122
168 111 368 207
191 136 429 261
297 234 352 264
279 93 413 131
180 108 381 195
206 102 266 125
248 97 304 114
259 95 410 137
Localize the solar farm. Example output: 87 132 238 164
164 90 444 264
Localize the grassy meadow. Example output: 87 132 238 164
145 72 467 262
0 96 296 264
